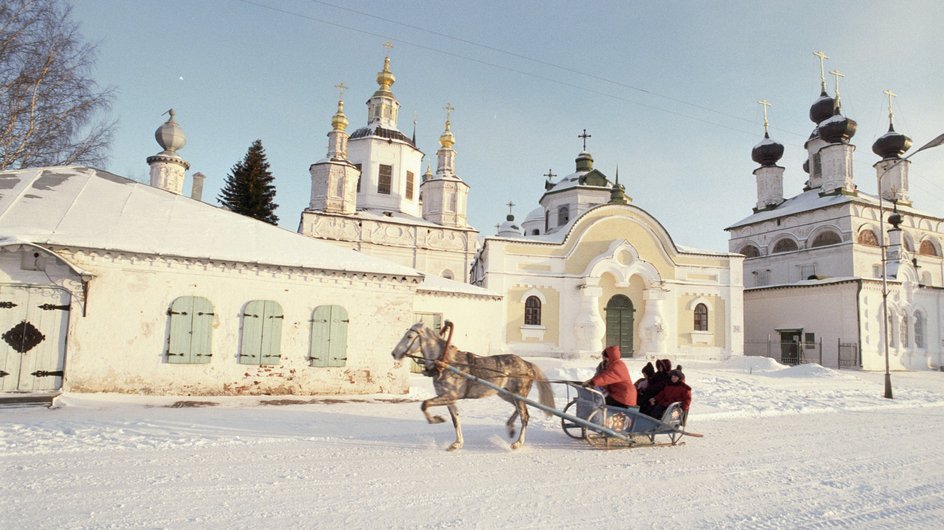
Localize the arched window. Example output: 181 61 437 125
531 229 540 236
904 234 915 252
739 245 760 258
919 239 940 256
441 269 454 280
524 296 542 326
858 229 879 247
694 303 708 331
811 231 841 247
239 300 284 365
915 311 926 349
557 205 570 226
901 315 910 347
309 305 348 367
772 238 798 253
167 296 214 364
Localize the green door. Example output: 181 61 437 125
605 295 634 357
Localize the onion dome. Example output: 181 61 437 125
802 159 810 174
751 132 785 166
375 55 395 95
331 98 348 132
155 109 186 155
439 118 455 149
575 151 593 172
809 91 835 124
818 109 857 144
497 213 521 237
872 123 912 159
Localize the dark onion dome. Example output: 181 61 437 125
809 91 836 124
751 132 785 166
802 159 810 174
818 111 857 144
872 123 913 159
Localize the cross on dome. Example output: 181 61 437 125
543 169 556 180
813 50 829 92
506 200 515 214
383 41 393 57
883 89 897 126
757 99 772 134
443 102 454 123
578 129 592 151
829 69 845 98
335 81 347 101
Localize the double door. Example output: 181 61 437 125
0 285 70 392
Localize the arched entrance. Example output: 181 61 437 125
605 295 634 356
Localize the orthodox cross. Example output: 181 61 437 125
829 69 845 98
813 50 829 92
883 89 897 126
757 99 772 134
443 102 454 123
383 41 393 57
506 201 515 215
578 129 592 151
335 82 347 101
543 169 556 181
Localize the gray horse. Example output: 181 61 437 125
391 322 556 451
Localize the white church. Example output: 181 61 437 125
727 59 944 371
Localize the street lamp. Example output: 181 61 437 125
876 132 944 399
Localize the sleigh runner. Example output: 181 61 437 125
391 321 702 450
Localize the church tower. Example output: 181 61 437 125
146 109 189 194
309 83 359 214
421 105 470 227
872 90 913 205
751 99 785 211
346 44 424 217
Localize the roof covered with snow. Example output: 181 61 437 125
417 274 501 298
728 187 944 230
0 167 422 277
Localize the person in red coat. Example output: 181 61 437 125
647 369 691 419
584 345 637 408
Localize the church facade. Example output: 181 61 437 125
472 150 744 360
727 63 944 371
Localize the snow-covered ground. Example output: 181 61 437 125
2 356 944 529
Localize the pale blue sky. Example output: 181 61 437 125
70 1 944 251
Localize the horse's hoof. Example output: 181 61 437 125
447 443 462 451
510 441 522 450
429 416 445 424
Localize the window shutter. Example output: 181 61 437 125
309 306 331 367
167 297 194 364
239 300 265 365
189 297 214 364
327 307 348 367
259 301 284 365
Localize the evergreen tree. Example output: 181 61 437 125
218 139 279 224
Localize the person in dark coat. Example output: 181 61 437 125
647 368 692 420
635 362 655 394
639 358 671 414
583 345 637 408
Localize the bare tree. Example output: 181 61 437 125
0 0 114 170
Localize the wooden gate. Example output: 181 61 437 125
0 284 70 393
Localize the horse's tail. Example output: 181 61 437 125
528 362 556 418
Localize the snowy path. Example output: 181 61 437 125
2 359 944 528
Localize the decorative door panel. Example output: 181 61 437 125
0 284 70 392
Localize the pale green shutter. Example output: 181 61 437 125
239 300 264 365
259 301 283 365
167 297 194 364
309 305 348 367
327 306 348 367
309 306 331 367
189 297 214 364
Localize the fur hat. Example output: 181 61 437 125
657 359 672 373
670 369 683 380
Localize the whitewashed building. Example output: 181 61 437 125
473 148 744 360
727 71 944 371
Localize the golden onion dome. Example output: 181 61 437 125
331 99 348 132
439 119 455 148
376 56 395 93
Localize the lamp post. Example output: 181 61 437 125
877 132 944 399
